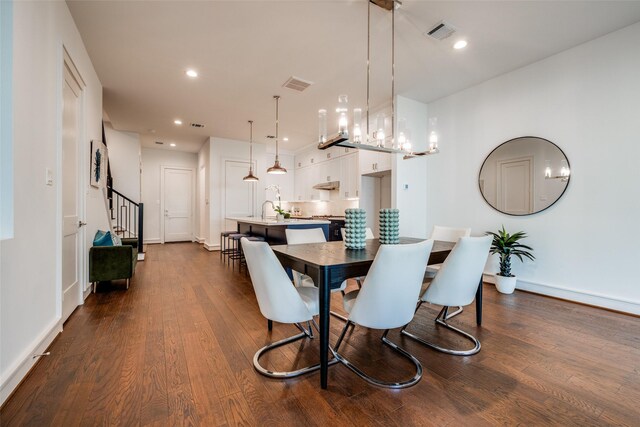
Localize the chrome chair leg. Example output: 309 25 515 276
445 306 463 320
330 310 350 323
254 320 337 379
330 321 423 389
401 306 481 356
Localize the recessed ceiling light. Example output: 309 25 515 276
283 137 289 141
170 143 176 147
453 40 468 50
174 119 182 125
185 69 198 78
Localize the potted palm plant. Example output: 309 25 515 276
486 226 535 294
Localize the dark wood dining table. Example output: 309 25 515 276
271 237 484 389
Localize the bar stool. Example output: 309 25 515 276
227 233 249 267
220 230 239 261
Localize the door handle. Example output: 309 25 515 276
78 221 87 227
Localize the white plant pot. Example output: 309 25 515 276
276 213 285 222
495 275 517 294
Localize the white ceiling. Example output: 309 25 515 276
67 1 640 153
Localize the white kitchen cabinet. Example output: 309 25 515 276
294 166 309 201
320 158 341 182
307 165 329 201
294 165 329 201
340 153 359 200
359 150 392 175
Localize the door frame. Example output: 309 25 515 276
496 155 533 214
57 46 87 321
221 158 257 232
160 165 195 244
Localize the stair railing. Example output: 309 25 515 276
107 186 144 253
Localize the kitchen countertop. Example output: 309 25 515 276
226 217 331 226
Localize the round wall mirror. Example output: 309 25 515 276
478 136 570 216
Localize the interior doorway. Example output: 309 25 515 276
360 172 391 236
61 57 84 323
162 167 194 242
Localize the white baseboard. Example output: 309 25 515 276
482 273 640 315
0 318 62 405
194 236 205 243
144 238 161 244
203 242 219 251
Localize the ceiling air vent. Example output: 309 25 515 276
190 122 206 128
282 76 313 92
424 21 456 41
155 141 164 145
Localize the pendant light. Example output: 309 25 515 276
267 95 287 175
242 120 259 182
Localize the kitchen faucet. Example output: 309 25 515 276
261 200 275 220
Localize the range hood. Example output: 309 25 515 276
313 181 340 190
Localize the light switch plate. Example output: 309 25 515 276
46 168 53 186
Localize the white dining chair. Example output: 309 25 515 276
401 235 491 356
339 226 375 291
340 227 375 241
241 237 337 378
285 228 328 288
331 239 434 388
285 227 355 322
424 225 471 319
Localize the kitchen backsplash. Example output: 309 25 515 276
281 199 359 217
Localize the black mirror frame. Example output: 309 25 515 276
478 136 571 216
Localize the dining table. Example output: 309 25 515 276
271 237 484 389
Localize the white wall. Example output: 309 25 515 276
393 95 429 238
426 22 640 314
141 148 198 243
104 123 140 202
197 141 210 243
0 1 13 239
0 1 107 403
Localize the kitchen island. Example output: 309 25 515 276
226 217 330 245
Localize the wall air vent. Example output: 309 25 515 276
155 141 164 145
282 76 313 92
424 21 456 41
190 122 206 128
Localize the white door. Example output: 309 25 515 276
224 160 256 231
61 65 82 322
163 167 193 242
498 158 533 215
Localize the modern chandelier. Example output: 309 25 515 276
267 95 287 174
242 120 259 182
317 0 439 160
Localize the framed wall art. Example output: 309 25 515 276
90 139 108 188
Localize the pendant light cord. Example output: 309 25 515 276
391 0 395 146
249 120 254 171
274 95 280 162
366 0 370 140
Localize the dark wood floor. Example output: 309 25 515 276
2 242 639 426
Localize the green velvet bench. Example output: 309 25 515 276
89 237 138 293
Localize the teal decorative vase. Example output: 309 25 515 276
344 208 367 249
379 209 400 244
